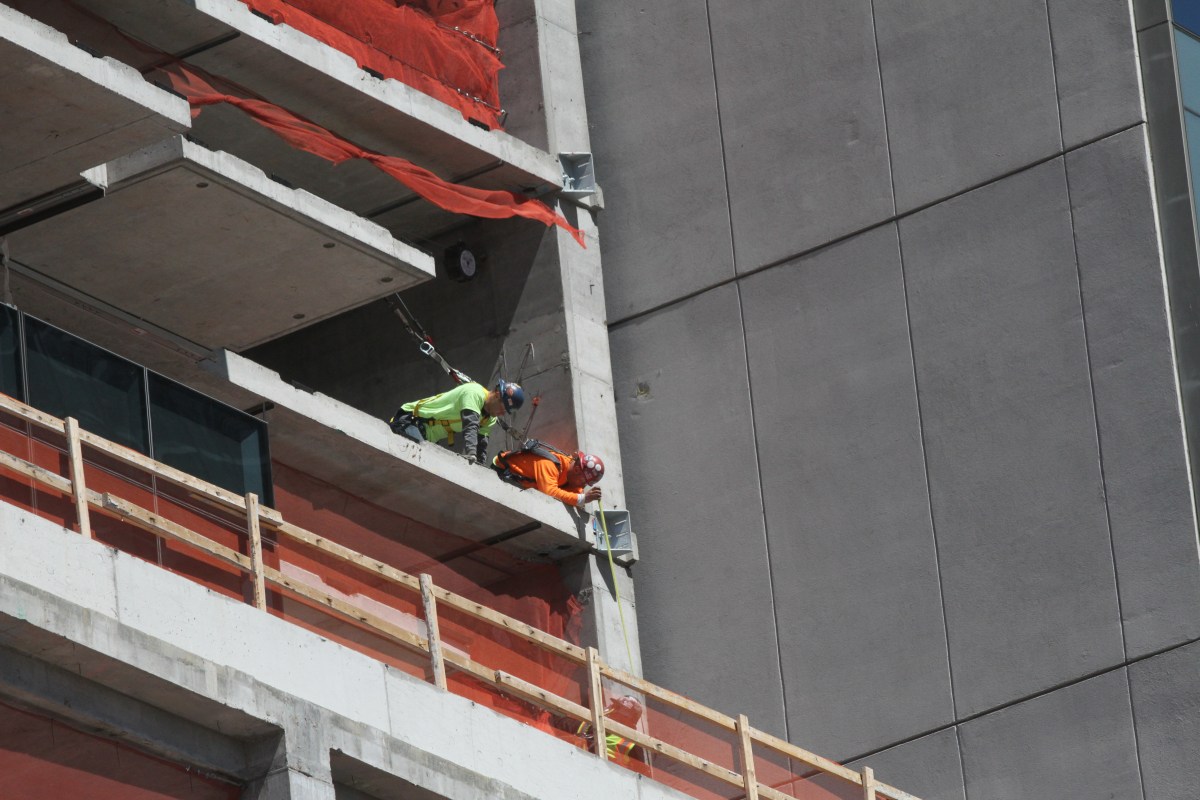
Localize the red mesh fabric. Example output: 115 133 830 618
0 701 241 800
5 0 583 246
0 411 586 737
159 64 586 247
239 0 504 129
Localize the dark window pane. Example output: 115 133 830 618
0 305 21 400
148 372 272 505
24 316 148 453
1177 0 1200 38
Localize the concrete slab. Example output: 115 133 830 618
1065 127 1200 658
1128 640 1200 800
875 0 1062 212
958 670 1142 799
58 0 568 217
740 225 953 758
6 136 433 351
210 350 597 561
0 3 190 211
709 0 894 271
608 285 787 735
576 0 735 321
899 159 1124 717
847 728 965 800
1047 0 1145 148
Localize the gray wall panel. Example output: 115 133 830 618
1048 0 1145 148
875 0 1062 212
848 729 966 800
707 0 893 271
609 286 786 733
900 160 1124 717
1066 127 1200 658
1129 640 1200 800
577 2 734 321
740 226 952 758
959 670 1143 799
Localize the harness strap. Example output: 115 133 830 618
412 396 493 447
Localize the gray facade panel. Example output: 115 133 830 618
608 286 786 733
1047 0 1145 148
899 160 1124 717
707 0 893 271
848 729 966 800
577 2 734 321
1065 127 1200 658
739 226 952 758
1129 640 1200 800
875 0 1062 212
959 670 1143 799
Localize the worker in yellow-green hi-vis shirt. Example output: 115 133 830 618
389 379 524 465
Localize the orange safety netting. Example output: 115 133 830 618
6 0 585 246
159 64 586 247
0 402 873 800
0 410 586 738
238 0 504 129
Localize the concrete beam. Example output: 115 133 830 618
210 350 598 560
0 645 254 781
0 3 190 211
6 136 434 351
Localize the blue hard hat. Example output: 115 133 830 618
498 379 525 412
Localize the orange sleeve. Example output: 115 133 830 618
531 458 583 506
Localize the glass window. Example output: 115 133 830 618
24 316 149 453
0 304 22 401
148 372 273 505
1176 0 1200 39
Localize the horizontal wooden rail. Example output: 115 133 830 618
0 392 281 524
0 392 923 800
600 661 738 731
606 718 745 789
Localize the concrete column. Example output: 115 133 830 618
243 719 335 800
533 0 642 676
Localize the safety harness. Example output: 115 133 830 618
409 394 494 447
493 439 571 487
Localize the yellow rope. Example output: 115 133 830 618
598 501 636 670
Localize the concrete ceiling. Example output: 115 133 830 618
6 136 434 351
0 4 190 211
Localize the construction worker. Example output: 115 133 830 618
389 380 524 464
574 695 644 763
492 441 604 507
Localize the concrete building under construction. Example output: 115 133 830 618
0 1 1197 799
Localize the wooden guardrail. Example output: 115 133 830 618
0 392 921 800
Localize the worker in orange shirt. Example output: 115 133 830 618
492 440 604 507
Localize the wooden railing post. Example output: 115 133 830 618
419 573 448 690
862 766 877 800
737 714 759 800
245 492 266 611
587 646 608 761
64 417 90 539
